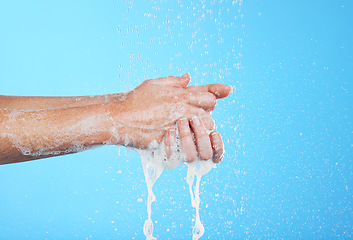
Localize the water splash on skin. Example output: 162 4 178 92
1 110 113 157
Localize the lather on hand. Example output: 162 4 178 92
0 73 232 165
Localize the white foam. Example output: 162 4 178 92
186 159 215 240
137 137 216 239
138 143 165 240
2 110 113 157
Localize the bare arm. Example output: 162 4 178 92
0 74 232 165
0 93 125 110
0 104 118 164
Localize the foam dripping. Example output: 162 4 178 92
137 138 216 239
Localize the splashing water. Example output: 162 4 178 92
115 1 242 238
116 0 244 85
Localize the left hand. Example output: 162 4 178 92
164 117 225 164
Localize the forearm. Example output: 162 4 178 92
0 93 125 110
0 103 124 165
0 75 232 165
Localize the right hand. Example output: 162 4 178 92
109 73 231 152
164 117 225 164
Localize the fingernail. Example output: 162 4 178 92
180 118 189 128
192 116 200 126
212 132 221 142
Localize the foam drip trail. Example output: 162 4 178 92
186 159 216 240
138 139 216 240
139 145 164 240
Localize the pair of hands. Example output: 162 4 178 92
111 73 232 164
0 73 231 165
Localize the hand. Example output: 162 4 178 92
109 74 231 151
164 117 225 164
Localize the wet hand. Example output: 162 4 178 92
110 74 231 149
164 117 225 164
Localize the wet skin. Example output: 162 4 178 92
0 73 232 165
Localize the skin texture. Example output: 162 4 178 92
0 73 231 165
0 93 125 110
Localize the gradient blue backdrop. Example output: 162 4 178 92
0 0 352 239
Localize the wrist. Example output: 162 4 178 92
103 101 128 147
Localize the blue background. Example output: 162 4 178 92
1 0 352 239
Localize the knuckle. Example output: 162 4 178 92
196 108 207 117
175 103 186 115
203 117 215 130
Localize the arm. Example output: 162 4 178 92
0 93 125 110
0 74 232 165
0 104 117 164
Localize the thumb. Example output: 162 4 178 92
146 73 191 88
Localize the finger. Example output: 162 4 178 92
200 117 215 131
182 106 211 119
190 117 213 160
147 73 191 88
187 84 233 99
164 128 176 160
186 91 217 111
210 131 224 163
177 118 197 162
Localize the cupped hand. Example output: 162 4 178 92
164 117 225 164
109 73 231 154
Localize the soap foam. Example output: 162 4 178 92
2 108 217 239
186 159 215 240
2 109 114 157
137 135 216 239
